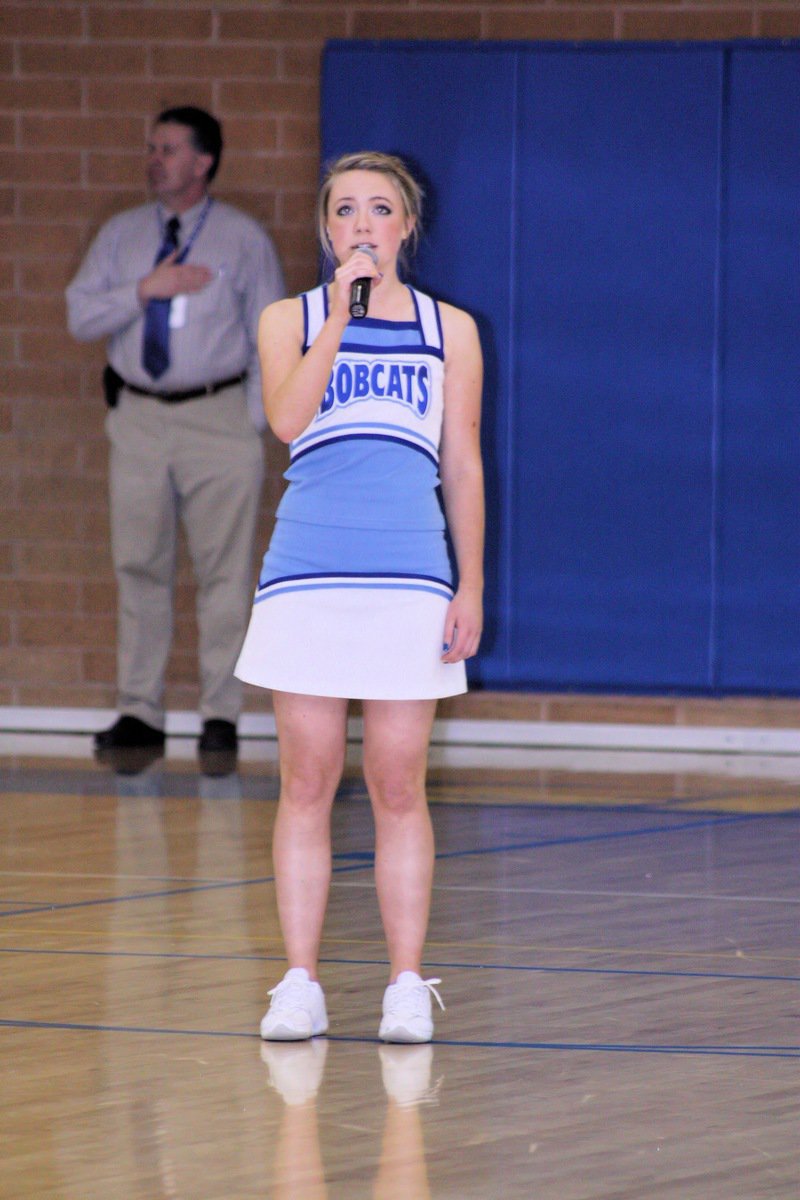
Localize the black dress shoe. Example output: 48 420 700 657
94 715 166 752
198 719 238 778
198 719 238 753
101 745 164 777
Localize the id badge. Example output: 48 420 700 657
169 295 187 329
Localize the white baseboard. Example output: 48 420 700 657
1 705 799 755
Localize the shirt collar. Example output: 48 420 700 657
157 195 210 230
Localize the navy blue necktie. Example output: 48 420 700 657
142 215 181 379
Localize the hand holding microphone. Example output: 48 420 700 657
349 244 379 319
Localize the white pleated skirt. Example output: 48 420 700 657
234 519 467 701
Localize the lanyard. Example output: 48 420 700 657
159 197 214 264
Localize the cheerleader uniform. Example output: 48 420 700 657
235 284 466 700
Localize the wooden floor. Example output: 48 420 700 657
1 734 799 1199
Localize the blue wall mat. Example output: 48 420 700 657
718 46 800 690
511 47 722 689
321 40 800 695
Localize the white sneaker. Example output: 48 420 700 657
261 1039 328 1105
379 972 445 1043
260 967 328 1041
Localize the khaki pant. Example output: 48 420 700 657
106 383 264 729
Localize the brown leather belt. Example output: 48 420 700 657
123 372 246 403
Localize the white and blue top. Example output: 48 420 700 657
278 283 446 530
235 283 467 699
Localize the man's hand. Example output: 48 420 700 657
137 251 214 303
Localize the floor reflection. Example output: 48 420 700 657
96 741 239 781
263 1041 439 1199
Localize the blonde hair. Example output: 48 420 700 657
317 151 424 273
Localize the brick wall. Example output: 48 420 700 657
1 2 797 714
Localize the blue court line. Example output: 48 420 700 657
0 904 55 914
433 810 764 863
422 959 800 984
0 859 382 918
0 810 778 919
1 1018 796 1059
0 1018 252 1039
346 780 800 818
0 877 275 918
2 946 799 986
351 776 800 813
426 1038 800 1059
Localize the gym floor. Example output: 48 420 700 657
1 733 798 1198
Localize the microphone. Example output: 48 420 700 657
349 244 378 319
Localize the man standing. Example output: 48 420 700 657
67 106 284 771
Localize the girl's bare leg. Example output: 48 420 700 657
271 691 349 977
361 699 437 980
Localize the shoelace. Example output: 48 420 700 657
388 976 446 1015
421 977 445 1012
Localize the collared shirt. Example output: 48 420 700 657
66 195 285 427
